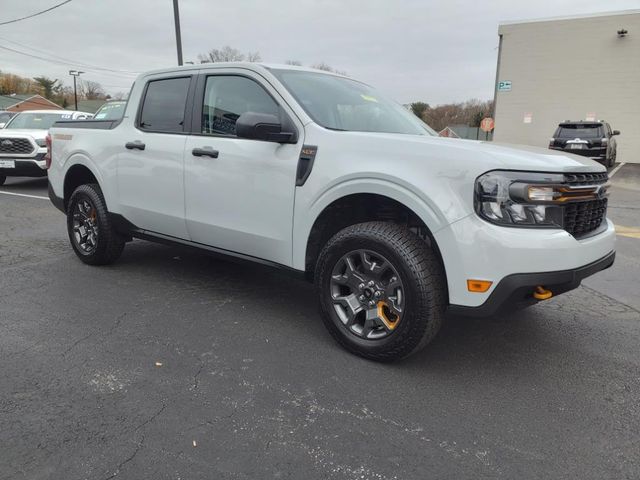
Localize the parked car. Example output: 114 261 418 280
0 110 92 185
46 64 615 361
93 100 126 121
0 110 17 128
549 120 619 168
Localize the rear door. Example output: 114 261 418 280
117 74 196 239
183 70 304 266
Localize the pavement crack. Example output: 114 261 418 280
134 402 167 432
102 434 145 480
192 363 204 390
61 332 94 357
61 313 126 357
106 312 126 336
581 284 640 314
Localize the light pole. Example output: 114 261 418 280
69 70 84 110
172 0 183 66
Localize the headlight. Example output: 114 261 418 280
475 171 566 228
36 138 47 147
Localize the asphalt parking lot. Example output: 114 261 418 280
1 167 639 480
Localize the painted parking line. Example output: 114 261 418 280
609 162 626 178
615 224 640 240
0 190 49 200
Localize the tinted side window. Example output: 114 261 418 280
139 77 191 133
202 76 279 136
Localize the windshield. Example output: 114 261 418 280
0 112 15 125
271 69 435 136
94 102 125 120
556 125 603 139
5 112 66 130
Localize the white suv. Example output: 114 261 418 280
46 63 615 360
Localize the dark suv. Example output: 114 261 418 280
549 121 619 168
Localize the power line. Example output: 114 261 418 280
0 0 73 26
0 35 141 75
0 44 138 79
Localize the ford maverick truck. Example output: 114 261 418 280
47 63 615 361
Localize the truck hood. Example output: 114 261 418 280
0 129 48 140
455 139 606 172
334 131 606 174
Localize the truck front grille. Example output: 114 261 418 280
564 198 608 237
562 172 609 238
0 137 34 155
563 172 608 186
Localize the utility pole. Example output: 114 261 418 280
172 0 183 66
69 70 84 110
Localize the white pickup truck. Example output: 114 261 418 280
47 63 615 361
0 110 92 185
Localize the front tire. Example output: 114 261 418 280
316 222 446 361
67 183 125 265
0 174 6 186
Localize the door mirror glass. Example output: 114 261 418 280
236 112 296 143
612 130 620 136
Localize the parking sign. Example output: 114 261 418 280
498 81 512 92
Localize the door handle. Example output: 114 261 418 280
125 141 145 151
192 147 219 158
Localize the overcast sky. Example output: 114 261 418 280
1 0 638 104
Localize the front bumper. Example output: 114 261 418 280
435 213 616 313
0 153 47 177
448 251 615 317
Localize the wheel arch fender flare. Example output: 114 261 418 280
62 153 108 207
292 177 450 272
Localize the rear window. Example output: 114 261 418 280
138 77 191 133
94 102 126 121
555 124 603 139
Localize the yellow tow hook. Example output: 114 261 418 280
533 286 553 300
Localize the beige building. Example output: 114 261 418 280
493 10 639 163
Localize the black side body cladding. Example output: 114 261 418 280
107 213 306 280
48 181 65 212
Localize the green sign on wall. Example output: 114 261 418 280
498 80 512 92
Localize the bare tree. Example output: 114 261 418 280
421 99 494 132
245 51 262 62
112 91 129 101
198 46 261 63
285 60 303 66
310 62 346 76
79 80 106 100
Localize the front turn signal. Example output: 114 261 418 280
467 279 493 293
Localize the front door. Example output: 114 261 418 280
184 72 303 266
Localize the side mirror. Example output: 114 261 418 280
612 130 620 136
235 112 298 144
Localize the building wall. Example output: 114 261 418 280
8 98 62 112
494 11 640 163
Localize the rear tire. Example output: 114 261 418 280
316 222 446 362
67 183 125 265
